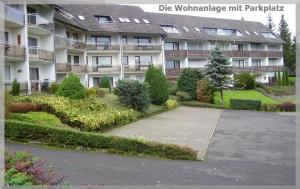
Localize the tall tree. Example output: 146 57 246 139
206 47 232 107
290 36 296 73
266 13 275 32
278 15 294 73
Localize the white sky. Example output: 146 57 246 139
136 4 296 36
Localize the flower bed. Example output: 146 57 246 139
13 96 136 131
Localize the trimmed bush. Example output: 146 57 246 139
56 74 85 99
114 80 150 111
85 87 97 98
261 104 280 112
145 65 169 105
5 120 197 160
164 99 178 110
11 79 20 96
176 91 192 101
279 102 295 112
196 79 213 103
180 101 223 109
230 99 262 110
177 68 203 99
234 73 256 90
49 83 59 94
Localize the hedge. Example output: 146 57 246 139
230 99 262 110
5 120 197 160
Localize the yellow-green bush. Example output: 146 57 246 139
164 99 178 110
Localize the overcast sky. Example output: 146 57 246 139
136 4 296 36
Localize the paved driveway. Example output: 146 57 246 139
6 109 295 185
105 107 222 160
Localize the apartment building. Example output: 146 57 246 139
2 3 284 93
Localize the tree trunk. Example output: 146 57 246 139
220 90 224 107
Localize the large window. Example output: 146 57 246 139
5 65 10 81
67 55 71 64
122 56 128 65
252 59 262 67
232 44 244 51
121 36 127 44
135 56 152 65
134 36 151 45
73 56 79 65
161 25 180 33
261 32 276 38
92 56 112 67
166 60 180 69
233 59 247 67
90 35 111 44
164 42 179 50
203 27 217 35
251 43 263 51
187 43 204 50
268 45 280 51
269 58 278 66
94 15 114 23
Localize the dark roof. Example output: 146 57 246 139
54 4 284 43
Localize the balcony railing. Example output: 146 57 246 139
267 51 283 58
1 42 26 60
27 13 53 32
226 50 251 57
55 35 69 46
187 50 210 58
56 63 70 72
69 39 86 50
69 64 87 73
250 51 268 57
87 65 121 74
86 43 120 51
165 50 187 60
124 64 162 73
4 5 24 25
232 66 285 73
29 47 54 62
123 44 162 51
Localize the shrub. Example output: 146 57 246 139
234 73 256 90
99 88 110 94
176 91 192 101
145 65 169 105
85 87 97 98
99 76 111 90
180 101 223 109
230 99 262 110
11 79 20 96
196 79 213 103
279 102 296 112
5 91 12 118
13 96 135 131
7 103 46 113
5 150 64 185
114 80 150 111
168 83 178 95
164 99 178 110
96 88 106 98
56 74 85 99
49 83 59 94
177 68 203 99
261 104 280 112
5 120 197 160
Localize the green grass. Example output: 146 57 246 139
269 85 295 96
8 112 68 128
213 90 278 108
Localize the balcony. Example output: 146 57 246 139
227 50 251 57
27 13 53 35
69 64 87 73
1 43 26 61
4 5 24 27
232 66 285 73
165 50 187 60
187 50 210 58
86 43 120 51
250 51 268 57
55 35 69 47
69 40 86 51
124 64 162 73
29 47 54 62
123 44 162 52
55 63 70 72
267 51 283 58
87 65 121 74
165 68 181 77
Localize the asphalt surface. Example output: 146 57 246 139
6 110 296 185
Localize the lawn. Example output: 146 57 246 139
269 85 295 96
214 90 278 108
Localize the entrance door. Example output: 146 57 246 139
93 77 100 87
30 68 39 91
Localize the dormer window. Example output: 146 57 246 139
194 27 200 32
94 15 115 24
261 32 276 38
78 15 85 21
133 18 140 23
119 17 131 23
182 26 189 31
161 25 179 33
236 30 243 36
245 30 250 35
143 19 150 24
203 27 217 35
253 31 259 35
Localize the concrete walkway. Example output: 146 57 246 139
105 107 222 160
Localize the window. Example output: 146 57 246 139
28 37 37 47
188 59 207 68
269 58 278 66
231 44 243 51
5 65 10 81
121 36 127 44
164 42 179 50
261 32 276 38
252 59 262 67
73 56 79 65
72 33 79 41
187 43 204 50
119 17 130 23
90 35 111 44
233 59 246 67
5 32 8 43
67 55 71 64
94 15 114 23
78 15 85 21
203 27 217 35
133 18 140 23
218 29 233 36
251 43 262 51
194 27 200 32
122 56 128 65
135 56 152 65
268 45 280 51
161 25 180 33
166 60 180 69
245 30 250 35
134 36 151 45
143 19 150 24
182 26 189 31
92 56 112 67
253 31 259 35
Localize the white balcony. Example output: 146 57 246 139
27 13 53 35
3 5 25 27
